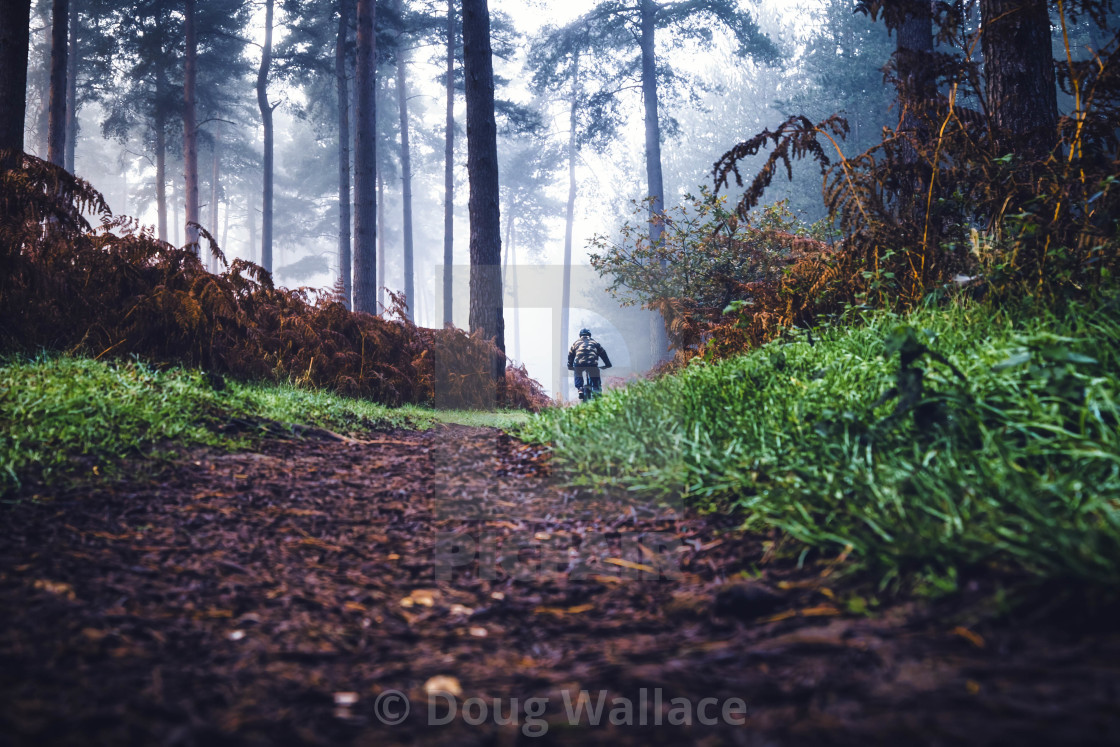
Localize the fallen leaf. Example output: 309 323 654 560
32 579 76 600
534 603 595 616
423 675 462 698
952 626 986 649
604 558 656 574
799 605 842 617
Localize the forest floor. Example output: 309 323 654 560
1 424 1118 746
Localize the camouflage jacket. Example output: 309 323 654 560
568 337 612 368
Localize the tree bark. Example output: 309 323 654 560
336 0 352 308
463 0 505 383
395 7 415 321
257 0 275 271
221 193 229 254
639 0 669 363
64 0 77 172
0 0 31 171
353 0 378 313
981 0 1058 157
154 73 168 243
377 153 386 313
47 0 68 167
561 56 578 384
183 0 200 248
894 0 934 160
209 134 220 271
639 0 664 243
504 205 519 362
171 175 181 246
247 196 256 262
442 0 455 325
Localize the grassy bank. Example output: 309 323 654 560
0 355 527 495
521 294 1120 586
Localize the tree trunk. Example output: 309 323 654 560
183 0 200 248
395 9 415 321
209 134 220 271
257 0 274 271
894 1 934 159
221 194 230 256
463 0 505 384
353 0 378 313
154 85 168 243
336 0 352 308
171 176 181 246
377 155 386 313
376 68 386 313
442 0 455 325
560 57 578 384
981 0 1058 157
0 0 31 171
64 0 77 172
247 197 256 263
639 0 664 243
47 0 68 167
505 206 519 362
639 0 669 363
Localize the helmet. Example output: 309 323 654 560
579 328 591 337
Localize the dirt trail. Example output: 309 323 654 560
1 425 1117 746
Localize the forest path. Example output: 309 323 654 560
1 425 1117 746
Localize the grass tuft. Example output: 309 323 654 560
0 355 526 495
521 294 1120 585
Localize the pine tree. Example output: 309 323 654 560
463 0 504 384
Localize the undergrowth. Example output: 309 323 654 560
0 355 524 496
521 293 1120 586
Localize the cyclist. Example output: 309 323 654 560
567 328 612 400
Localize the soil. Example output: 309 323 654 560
1 425 1118 746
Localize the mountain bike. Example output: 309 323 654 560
574 367 604 402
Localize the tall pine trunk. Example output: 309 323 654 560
64 0 77 172
395 12 415 321
171 176 181 247
463 0 505 384
0 0 31 171
247 196 256 262
336 0 352 307
221 194 229 253
154 88 168 243
504 207 520 362
442 0 455 325
352 0 378 313
894 1 933 162
183 0 200 248
639 0 668 363
257 0 275 271
560 56 578 379
209 135 220 271
377 156 386 312
980 0 1058 158
47 0 68 167
639 0 664 242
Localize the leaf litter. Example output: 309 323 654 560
0 425 1117 745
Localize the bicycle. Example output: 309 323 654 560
573 366 606 402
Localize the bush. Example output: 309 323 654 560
0 156 548 412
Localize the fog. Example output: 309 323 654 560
22 0 882 396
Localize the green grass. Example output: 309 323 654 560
520 294 1120 586
0 355 523 496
